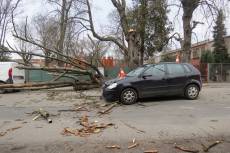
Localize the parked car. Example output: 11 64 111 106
0 62 25 93
103 62 202 105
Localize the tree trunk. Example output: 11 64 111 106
181 0 200 63
139 0 148 65
126 31 140 69
182 12 192 63
57 0 67 66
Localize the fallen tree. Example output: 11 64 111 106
0 81 100 91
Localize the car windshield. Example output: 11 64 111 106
126 65 151 77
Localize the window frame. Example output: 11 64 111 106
142 64 166 78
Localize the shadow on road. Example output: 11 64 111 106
138 96 186 103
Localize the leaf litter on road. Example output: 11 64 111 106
61 114 114 137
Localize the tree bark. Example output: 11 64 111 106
182 11 192 62
126 31 140 68
57 0 68 66
181 0 199 63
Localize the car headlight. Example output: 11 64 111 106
107 83 117 89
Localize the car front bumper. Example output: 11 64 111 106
102 87 120 102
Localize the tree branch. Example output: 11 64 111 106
86 0 128 54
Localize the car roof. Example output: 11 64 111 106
158 62 190 65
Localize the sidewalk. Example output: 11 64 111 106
203 82 230 88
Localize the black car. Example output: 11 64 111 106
103 62 202 105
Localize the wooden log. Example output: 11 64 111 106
73 84 101 91
5 84 73 90
0 81 97 89
0 81 73 89
2 84 99 91
50 72 67 82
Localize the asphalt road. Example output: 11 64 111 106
0 83 230 153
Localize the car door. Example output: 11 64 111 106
135 64 168 98
166 64 188 94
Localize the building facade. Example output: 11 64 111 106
155 35 230 65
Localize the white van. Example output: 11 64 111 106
0 62 25 93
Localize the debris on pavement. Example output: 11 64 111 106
128 138 139 149
62 115 114 137
202 140 222 152
174 143 199 153
133 138 136 143
121 121 145 133
32 114 41 121
105 145 121 149
144 149 158 153
98 103 117 115
0 126 22 137
58 106 89 112
32 108 52 123
0 132 7 137
6 126 22 132
128 143 139 149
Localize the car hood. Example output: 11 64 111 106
104 77 122 86
104 76 136 86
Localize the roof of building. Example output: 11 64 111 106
162 35 230 55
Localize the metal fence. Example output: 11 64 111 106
208 63 230 82
25 70 91 83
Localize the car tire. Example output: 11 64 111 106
185 84 199 100
120 88 138 105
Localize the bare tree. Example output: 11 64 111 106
83 35 109 67
170 0 228 62
47 0 87 66
82 0 142 68
13 19 33 65
34 15 59 66
0 0 21 60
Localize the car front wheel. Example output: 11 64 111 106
185 84 200 100
120 88 138 105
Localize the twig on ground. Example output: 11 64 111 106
121 121 145 133
144 149 158 153
0 132 7 137
128 143 139 149
6 126 22 132
202 141 222 152
98 103 117 114
174 144 199 153
105 145 121 149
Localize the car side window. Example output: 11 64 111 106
183 64 192 73
167 64 185 77
143 64 165 78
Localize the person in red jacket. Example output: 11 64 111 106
7 68 13 84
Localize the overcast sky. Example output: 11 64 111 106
7 0 230 58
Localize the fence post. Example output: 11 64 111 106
221 63 223 82
207 63 210 83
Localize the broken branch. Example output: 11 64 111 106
202 141 222 152
98 103 117 114
174 144 199 153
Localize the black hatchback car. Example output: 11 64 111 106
103 63 202 105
